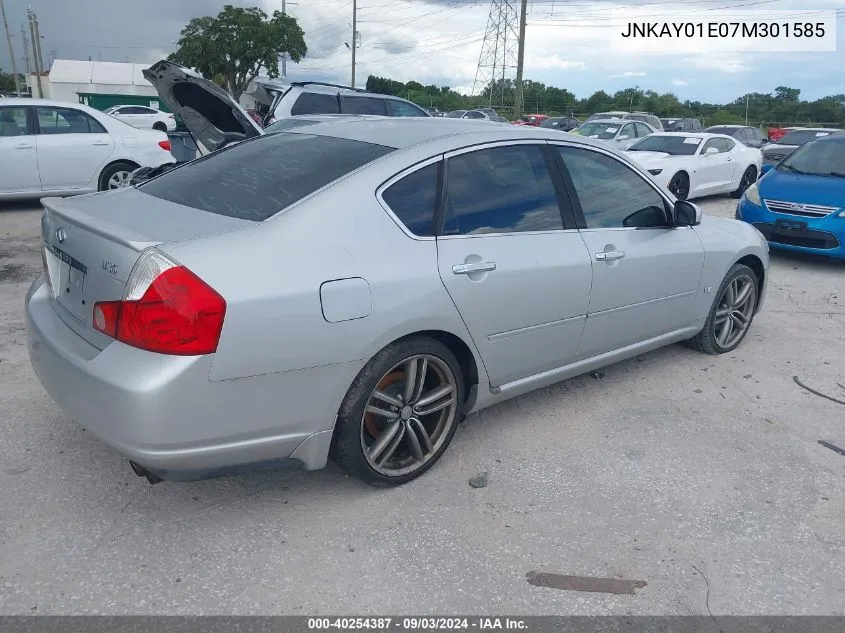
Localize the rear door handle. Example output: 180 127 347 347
595 251 625 261
15 143 33 149
453 262 496 275
92 142 110 146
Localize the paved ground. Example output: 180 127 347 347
1 196 843 615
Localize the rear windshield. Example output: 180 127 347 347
140 133 394 221
776 129 839 145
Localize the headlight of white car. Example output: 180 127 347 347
744 182 761 206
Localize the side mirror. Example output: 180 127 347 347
760 163 774 177
704 147 719 155
673 200 702 226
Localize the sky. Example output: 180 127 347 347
0 0 844 104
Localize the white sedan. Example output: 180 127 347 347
571 119 657 150
103 104 177 132
624 132 762 201
0 98 175 200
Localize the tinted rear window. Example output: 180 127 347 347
140 133 394 221
291 92 340 115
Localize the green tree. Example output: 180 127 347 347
169 4 306 100
0 70 23 93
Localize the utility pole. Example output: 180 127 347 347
281 0 298 79
27 10 42 97
745 94 749 125
513 0 527 120
351 0 357 88
32 11 44 78
0 0 22 95
21 24 30 75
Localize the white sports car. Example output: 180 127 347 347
624 132 762 201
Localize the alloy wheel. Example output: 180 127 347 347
360 354 459 477
713 274 757 348
108 170 133 189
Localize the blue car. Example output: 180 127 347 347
736 133 845 260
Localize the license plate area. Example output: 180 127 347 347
775 219 807 232
45 243 89 321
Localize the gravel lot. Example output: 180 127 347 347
1 196 843 615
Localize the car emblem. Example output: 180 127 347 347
788 203 802 210
56 228 67 244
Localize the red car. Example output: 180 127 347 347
513 114 549 126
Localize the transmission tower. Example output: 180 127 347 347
471 0 521 107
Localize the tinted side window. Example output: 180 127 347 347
718 138 735 152
443 145 563 235
0 107 30 136
36 107 106 134
382 163 439 236
557 146 667 229
291 92 340 115
386 100 427 117
464 111 486 119
140 134 394 221
619 123 636 139
635 123 652 137
341 96 387 115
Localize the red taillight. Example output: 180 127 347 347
93 252 226 356
158 139 172 151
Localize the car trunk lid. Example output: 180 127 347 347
40 189 253 349
142 59 263 153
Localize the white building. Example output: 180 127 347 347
26 59 162 107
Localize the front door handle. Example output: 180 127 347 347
92 142 110 146
595 251 625 261
15 143 33 149
453 261 496 275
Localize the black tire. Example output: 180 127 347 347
730 165 757 199
668 171 690 200
152 122 167 132
687 263 759 355
332 336 465 487
98 161 138 191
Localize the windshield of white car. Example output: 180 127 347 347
778 139 845 177
575 123 620 139
627 135 701 155
139 133 396 221
775 130 838 145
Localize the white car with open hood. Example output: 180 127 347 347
623 132 762 201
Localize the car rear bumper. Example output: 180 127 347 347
736 201 845 260
25 277 361 479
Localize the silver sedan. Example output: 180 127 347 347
25 118 769 486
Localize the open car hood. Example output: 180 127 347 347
142 60 263 153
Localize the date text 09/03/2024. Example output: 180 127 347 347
307 618 528 631
621 22 826 38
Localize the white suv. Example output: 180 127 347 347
260 81 431 125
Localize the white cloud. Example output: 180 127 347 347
682 56 754 74
608 71 647 78
526 55 587 71
672 79 690 86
